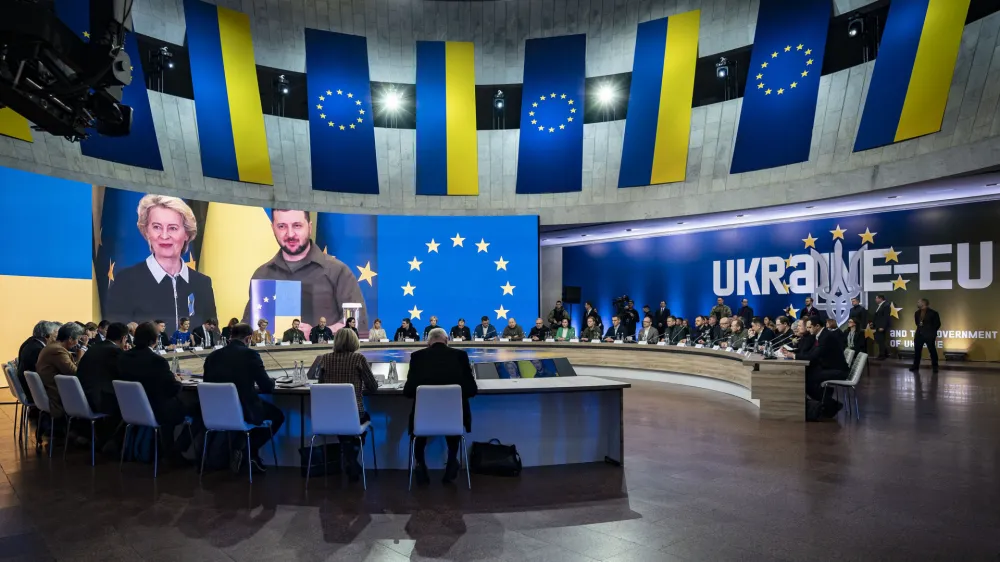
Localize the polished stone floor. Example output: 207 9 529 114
0 363 998 561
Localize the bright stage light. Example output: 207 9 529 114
597 84 615 104
383 90 402 112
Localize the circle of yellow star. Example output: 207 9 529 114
758 83 765 89
889 303 903 319
777 88 785 95
786 304 800 319
830 225 846 240
864 326 875 340
328 121 334 127
319 95 326 101
797 44 804 50
401 282 416 296
408 257 422 271
494 305 509 320
476 238 490 253
339 125 345 130
761 62 769 68
451 233 465 247
801 70 809 77
83 31 91 38
790 82 798 88
494 256 509 271
766 89 772 95
426 239 440 253
892 275 909 291
784 45 791 52
781 281 792 294
802 234 817 249
347 92 353 98
883 247 901 263
350 124 355 129
408 306 423 320
548 127 555 133
316 104 323 110
559 124 565 130
756 73 763 80
501 281 516 296
327 90 333 95
356 261 377 286
784 254 795 268
859 227 877 245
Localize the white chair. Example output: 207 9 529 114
197 382 277 483
55 375 109 465
113 380 168 477
3 363 33 447
306 384 377 489
822 351 867 420
408 385 470 490
844 349 856 369
24 371 56 457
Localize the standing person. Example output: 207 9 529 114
653 301 671 335
403 328 477 485
315 327 379 482
243 209 367 332
620 301 639 339
547 301 570 330
473 316 497 341
368 319 387 342
871 294 891 360
281 319 306 343
105 194 217 334
310 317 335 343
710 298 732 322
583 302 602 333
849 297 868 331
202 323 284 473
910 298 942 373
737 299 754 327
502 318 524 340
801 297 823 321
449 319 471 341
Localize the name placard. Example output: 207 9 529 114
638 341 648 345
499 338 510 342
193 347 204 351
570 338 580 343
545 338 555 342
213 345 223 350
522 338 532 342
280 342 290 346
255 343 267 347
303 341 312 345
613 340 624 344
404 338 414 342
695 344 704 348
474 338 485 342
655 341 665 346
380 339 390 343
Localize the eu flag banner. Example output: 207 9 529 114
315 213 379 324
184 0 272 185
515 35 586 194
730 0 831 174
854 0 971 152
250 279 302 336
305 29 379 195
619 11 700 188
376 216 539 335
53 0 162 170
415 41 479 196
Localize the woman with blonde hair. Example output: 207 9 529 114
105 194 217 334
316 327 379 482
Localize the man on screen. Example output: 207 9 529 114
243 209 368 333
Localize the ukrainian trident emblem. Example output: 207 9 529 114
802 225 871 327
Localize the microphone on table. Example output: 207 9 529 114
260 346 292 380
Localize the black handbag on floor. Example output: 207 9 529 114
470 439 522 477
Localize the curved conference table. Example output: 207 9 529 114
172 341 808 470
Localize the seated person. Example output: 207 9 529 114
473 316 497 341
681 316 711 345
251 319 273 345
171 317 193 347
580 317 602 342
367 318 387 342
706 315 719 341
554 318 575 341
316 328 379 482
603 315 627 342
310 317 335 343
501 317 525 340
345 317 359 336
770 316 794 348
17 320 60 403
281 318 306 343
450 319 471 341
191 318 220 348
715 317 732 345
782 317 847 417
637 317 659 344
203 323 283 472
394 318 419 341
724 318 748 349
528 318 551 341
76 322 128 415
422 316 441 340
220 318 239 340
118 322 197 455
746 317 775 351
36 322 86 421
669 317 690 344
154 319 173 350
403 328 478 485
845 318 863 351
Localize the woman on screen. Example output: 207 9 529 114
106 194 217 334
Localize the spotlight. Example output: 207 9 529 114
848 14 864 38
597 84 615 104
495 99 504 109
148 45 174 92
158 46 173 68
715 56 730 80
383 89 401 112
274 74 290 96
492 89 506 128
270 74 290 116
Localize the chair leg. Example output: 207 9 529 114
12 403 18 442
200 430 211 480
268 426 278 468
462 436 471 490
49 414 55 458
90 420 96 466
63 417 71 460
305 435 316 488
853 388 860 420
153 427 159 478
359 435 367 490
842 388 850 417
407 437 415 491
369 426 378 473
322 435 328 486
246 433 253 484
120 424 131 471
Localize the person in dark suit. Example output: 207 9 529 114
75 322 129 415
736 299 754 327
910 298 942 373
848 297 868 330
603 315 627 342
653 301 671 335
403 328 478 485
191 318 220 348
117 322 196 455
844 318 864 352
220 318 239 341
450 319 472 341
583 302 603 333
825 318 847 349
747 318 775 351
801 297 826 322
104 194 217 335
202 323 284 473
16 320 59 402
798 318 849 416
871 294 891 359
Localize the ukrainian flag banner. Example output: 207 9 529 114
183 0 272 185
515 35 586 194
854 0 971 152
250 279 302 336
0 109 32 143
415 41 479 196
305 29 379 194
54 0 162 170
730 0 831 174
618 11 700 188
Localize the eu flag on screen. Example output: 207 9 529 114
315 213 379 322
53 0 163 171
305 29 379 194
376 216 539 335
249 279 302 328
730 0 831 174
515 35 586 194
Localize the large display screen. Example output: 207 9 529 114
93 186 539 338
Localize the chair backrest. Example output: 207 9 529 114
309 384 362 435
413 385 464 436
197 382 248 431
4 363 22 402
55 375 95 419
113 380 159 427
844 349 856 368
24 372 50 413
847 352 867 384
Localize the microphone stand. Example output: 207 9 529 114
261 346 292 380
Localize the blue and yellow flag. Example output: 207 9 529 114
305 29 379 195
184 0 272 185
315 213 378 321
730 0 831 174
854 0 971 152
619 11 700 188
250 279 302 336
515 35 586 194
415 41 478 196
0 109 32 143
53 0 162 169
